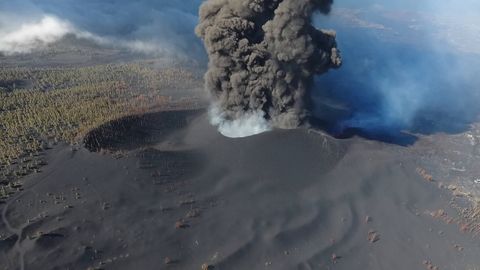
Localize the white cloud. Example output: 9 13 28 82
0 13 201 58
0 15 75 54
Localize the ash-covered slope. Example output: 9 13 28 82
1 111 480 270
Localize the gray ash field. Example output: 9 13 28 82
1 109 480 270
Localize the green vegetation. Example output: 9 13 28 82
0 62 203 186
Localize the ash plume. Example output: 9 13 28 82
196 0 342 133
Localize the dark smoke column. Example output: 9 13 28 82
196 0 341 129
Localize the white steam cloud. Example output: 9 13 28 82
209 105 272 138
0 14 195 57
0 16 74 54
0 0 204 58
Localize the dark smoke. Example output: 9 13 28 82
196 0 341 129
